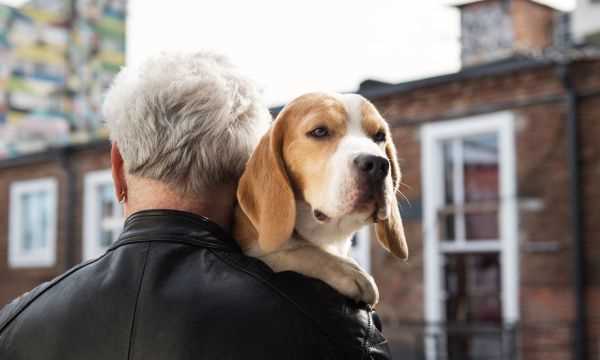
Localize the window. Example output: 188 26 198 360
83 170 124 261
350 226 371 272
9 178 58 268
421 112 518 359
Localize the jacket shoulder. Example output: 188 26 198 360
211 250 393 359
0 240 392 360
0 256 103 335
0 244 150 360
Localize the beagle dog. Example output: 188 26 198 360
234 92 408 305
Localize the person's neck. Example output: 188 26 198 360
123 177 236 230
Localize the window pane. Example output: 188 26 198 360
21 193 33 251
440 141 456 242
99 184 114 218
97 183 118 250
20 190 49 253
36 191 49 249
462 134 499 240
350 228 371 272
466 212 498 240
438 213 456 241
444 253 501 323
443 141 455 206
444 252 503 359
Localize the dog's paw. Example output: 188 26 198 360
328 260 379 306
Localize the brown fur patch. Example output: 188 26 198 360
363 100 408 259
360 100 385 138
235 111 296 252
281 93 348 204
235 92 351 251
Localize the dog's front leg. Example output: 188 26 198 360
259 245 379 305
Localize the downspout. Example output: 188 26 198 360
59 148 77 270
557 62 587 360
60 0 79 270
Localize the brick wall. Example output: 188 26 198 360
367 59 600 359
0 145 111 306
578 60 600 359
0 160 67 305
511 0 555 53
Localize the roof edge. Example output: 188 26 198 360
356 56 553 100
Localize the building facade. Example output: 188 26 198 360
361 1 600 359
0 0 125 315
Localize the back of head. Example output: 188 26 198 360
102 51 271 194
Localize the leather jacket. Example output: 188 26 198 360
0 209 392 359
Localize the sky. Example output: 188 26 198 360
1 0 576 106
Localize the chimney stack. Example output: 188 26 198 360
455 0 562 67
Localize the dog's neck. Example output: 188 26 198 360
290 229 353 258
291 200 364 258
234 199 365 259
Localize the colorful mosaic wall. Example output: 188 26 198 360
0 0 126 158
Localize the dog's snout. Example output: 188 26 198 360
353 154 389 182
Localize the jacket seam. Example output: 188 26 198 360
122 211 232 242
362 309 373 359
109 238 237 253
0 255 108 336
368 338 389 347
127 242 152 360
208 249 340 358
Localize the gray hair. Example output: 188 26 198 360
102 51 271 194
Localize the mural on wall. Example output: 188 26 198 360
0 0 126 159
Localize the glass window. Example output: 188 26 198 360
444 252 502 324
350 226 371 273
444 252 503 359
83 170 123 260
9 178 58 268
422 113 519 360
438 134 500 243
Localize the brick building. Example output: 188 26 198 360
357 1 600 359
0 1 598 360
0 0 125 301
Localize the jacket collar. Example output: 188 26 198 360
110 209 241 252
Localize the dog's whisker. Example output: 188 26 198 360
400 181 413 190
398 191 411 206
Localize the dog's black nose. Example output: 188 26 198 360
354 154 389 182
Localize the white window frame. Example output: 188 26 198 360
9 177 58 268
421 111 519 332
351 226 371 273
83 169 123 261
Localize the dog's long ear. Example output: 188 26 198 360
237 114 296 253
374 127 409 259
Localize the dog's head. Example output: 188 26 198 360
237 92 408 259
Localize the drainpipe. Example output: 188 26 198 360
558 62 587 360
58 148 77 270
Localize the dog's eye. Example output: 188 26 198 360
373 131 386 143
308 127 330 138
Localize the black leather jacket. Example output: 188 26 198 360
0 209 392 359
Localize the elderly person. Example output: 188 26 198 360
0 52 392 359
